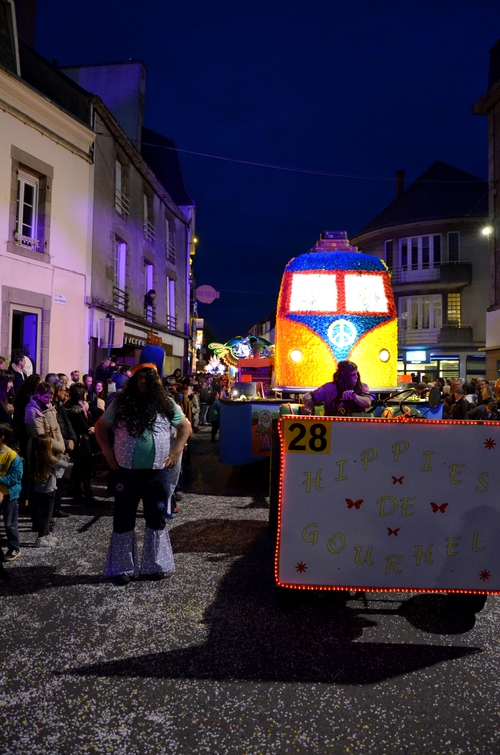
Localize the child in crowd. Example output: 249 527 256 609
0 423 23 562
29 434 68 547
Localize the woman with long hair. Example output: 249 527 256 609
303 360 371 417
88 379 106 421
95 364 191 585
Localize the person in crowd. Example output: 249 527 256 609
95 357 114 384
10 354 27 393
415 382 428 398
82 374 93 393
165 368 182 390
0 423 23 562
0 356 8 374
493 378 500 402
466 400 499 421
95 363 191 585
29 434 68 547
207 389 221 443
191 386 201 431
52 383 76 517
449 386 469 420
69 370 81 385
65 382 95 506
25 381 65 457
89 380 106 418
111 363 132 390
476 378 493 406
434 377 446 393
0 375 14 426
12 374 41 508
463 383 477 407
302 360 371 417
199 380 213 426
57 373 69 388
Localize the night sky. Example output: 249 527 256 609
36 1 500 343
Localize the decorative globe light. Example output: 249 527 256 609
289 348 303 363
379 349 390 363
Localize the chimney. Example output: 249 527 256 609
395 169 405 198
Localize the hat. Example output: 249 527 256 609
132 362 158 375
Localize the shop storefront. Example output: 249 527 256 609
88 308 186 376
398 349 486 382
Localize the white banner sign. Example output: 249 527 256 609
277 416 500 594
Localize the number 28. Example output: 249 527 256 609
287 422 330 453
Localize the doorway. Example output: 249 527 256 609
10 306 41 374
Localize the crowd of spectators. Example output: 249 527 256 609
0 352 224 577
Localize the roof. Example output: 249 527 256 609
141 127 194 207
354 161 488 237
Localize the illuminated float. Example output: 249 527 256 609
274 230 397 391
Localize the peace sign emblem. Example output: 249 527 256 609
327 319 357 348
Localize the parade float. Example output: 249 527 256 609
272 231 494 613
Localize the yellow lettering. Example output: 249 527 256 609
448 464 465 484
335 459 348 481
377 496 398 517
327 533 346 554
421 450 435 471
302 523 318 545
392 440 409 462
303 470 323 493
400 497 415 517
385 553 403 574
472 531 485 552
361 448 378 470
354 546 374 565
414 544 434 566
445 536 460 557
476 472 489 494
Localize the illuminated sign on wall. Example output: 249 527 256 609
407 351 427 363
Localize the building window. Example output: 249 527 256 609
16 170 39 250
115 159 129 216
113 236 128 311
165 215 175 264
144 260 155 322
398 235 442 271
399 295 442 331
143 192 155 242
447 232 460 263
9 149 53 262
166 276 176 330
447 293 461 326
384 240 393 269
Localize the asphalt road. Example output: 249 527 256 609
1 427 499 754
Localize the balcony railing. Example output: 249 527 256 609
144 303 156 323
166 242 176 265
14 232 40 251
399 324 473 346
399 328 440 344
113 286 129 311
114 189 130 216
143 220 155 243
390 260 471 286
166 313 176 331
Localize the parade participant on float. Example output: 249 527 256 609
95 363 191 585
302 360 371 417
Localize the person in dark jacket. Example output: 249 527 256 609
65 383 95 506
466 400 499 421
52 384 77 517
